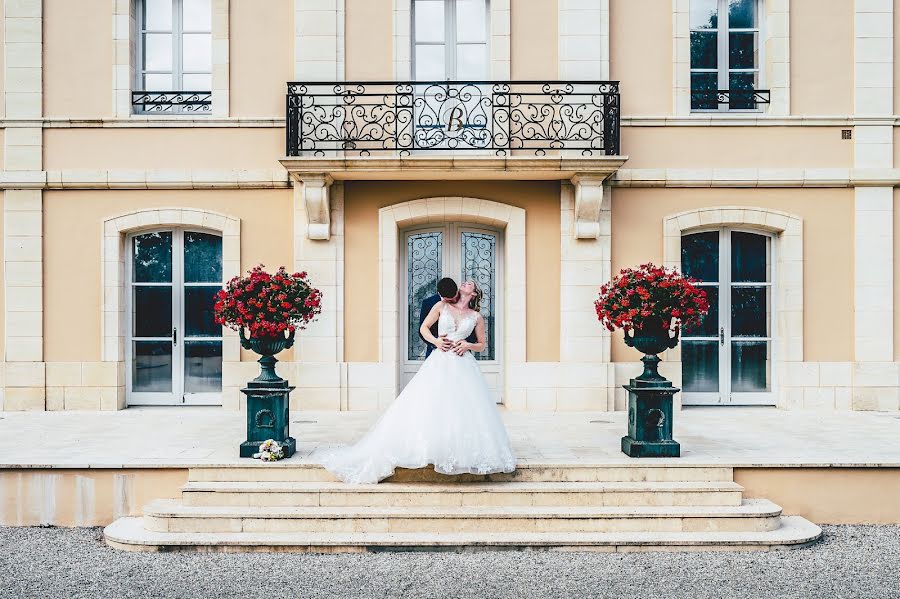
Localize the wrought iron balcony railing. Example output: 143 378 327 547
132 91 212 114
690 89 771 111
286 80 621 157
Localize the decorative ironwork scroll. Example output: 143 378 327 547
407 231 443 360
461 232 497 361
690 89 771 111
132 91 212 113
286 80 621 156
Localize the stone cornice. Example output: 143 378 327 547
4 166 900 190
279 156 629 181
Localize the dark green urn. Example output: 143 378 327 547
238 329 297 459
621 316 681 458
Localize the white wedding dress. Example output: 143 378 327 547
312 305 517 484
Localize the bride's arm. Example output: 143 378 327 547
419 302 450 351
454 314 486 355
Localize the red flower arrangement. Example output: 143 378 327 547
213 264 322 339
594 263 709 333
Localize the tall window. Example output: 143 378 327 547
413 0 489 80
137 0 212 96
690 0 761 111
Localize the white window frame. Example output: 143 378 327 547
135 0 212 97
690 0 765 113
400 223 504 402
411 0 491 80
680 227 776 406
125 228 224 407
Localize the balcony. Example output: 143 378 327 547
285 80 621 158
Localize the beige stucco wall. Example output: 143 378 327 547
610 0 671 116
0 0 4 117
0 468 187 527
736 468 900 525
510 0 558 79
345 0 393 80
44 0 112 118
791 0 854 116
230 0 293 117
343 181 561 364
43 128 285 170
610 187 854 363
621 127 852 169
43 189 293 363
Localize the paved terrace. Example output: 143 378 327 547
1 407 898 468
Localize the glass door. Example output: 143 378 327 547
401 223 503 401
681 228 774 405
127 229 223 406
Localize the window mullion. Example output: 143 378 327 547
174 0 182 90
718 0 728 111
447 0 456 79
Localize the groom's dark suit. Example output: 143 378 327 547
418 293 478 359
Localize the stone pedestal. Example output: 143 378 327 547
621 355 681 458
240 379 296 459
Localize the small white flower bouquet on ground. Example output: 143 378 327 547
252 439 285 462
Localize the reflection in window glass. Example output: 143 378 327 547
683 341 719 392
133 232 173 282
690 0 760 111
681 231 719 282
184 341 222 392
184 232 222 283
407 231 443 360
731 231 769 282
461 232 496 361
133 341 173 392
731 341 769 392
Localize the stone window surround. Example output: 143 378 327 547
673 0 789 116
662 206 803 408
393 0 511 80
558 0 610 80
101 208 241 406
378 197 525 402
114 0 230 117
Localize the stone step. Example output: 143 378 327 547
105 515 822 553
180 481 745 508
143 498 781 534
187 464 734 484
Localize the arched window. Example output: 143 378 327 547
681 227 774 405
126 228 223 405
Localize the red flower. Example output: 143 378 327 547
213 264 323 339
594 263 709 333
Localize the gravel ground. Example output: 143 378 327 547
1 525 898 599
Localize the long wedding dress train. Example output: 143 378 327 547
312 306 517 484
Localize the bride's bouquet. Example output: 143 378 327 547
253 439 285 462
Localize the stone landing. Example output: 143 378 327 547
103 464 821 552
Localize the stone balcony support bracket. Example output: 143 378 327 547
571 174 609 240
295 174 333 241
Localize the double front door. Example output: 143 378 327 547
402 224 503 401
681 228 774 405
127 229 223 405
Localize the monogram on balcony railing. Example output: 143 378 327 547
132 91 212 113
286 81 621 157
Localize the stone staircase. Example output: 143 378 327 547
104 464 821 552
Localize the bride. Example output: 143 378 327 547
312 280 517 484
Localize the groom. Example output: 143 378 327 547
418 277 478 358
